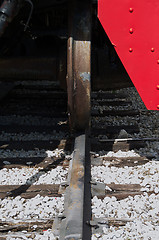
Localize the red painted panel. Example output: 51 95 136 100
98 0 159 110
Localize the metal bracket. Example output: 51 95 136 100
91 156 103 166
91 181 106 197
89 218 109 234
58 181 69 194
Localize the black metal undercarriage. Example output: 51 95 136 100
0 0 131 90
0 0 133 131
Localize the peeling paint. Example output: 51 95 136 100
80 72 90 82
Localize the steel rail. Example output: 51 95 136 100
59 131 91 240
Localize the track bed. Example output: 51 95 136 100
0 82 159 239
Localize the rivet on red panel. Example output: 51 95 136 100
151 48 155 52
129 8 133 13
157 105 159 109
129 28 134 34
156 85 159 90
129 48 133 52
157 60 159 64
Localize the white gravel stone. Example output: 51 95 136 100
0 166 68 185
6 230 58 240
1 86 159 240
92 148 159 239
105 150 140 158
0 195 64 221
5 230 59 239
34 166 68 185
92 155 159 192
92 193 159 240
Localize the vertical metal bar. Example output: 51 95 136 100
64 133 85 240
67 0 92 130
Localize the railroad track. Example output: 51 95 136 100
0 82 159 239
0 81 71 239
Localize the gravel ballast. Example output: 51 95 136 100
0 195 64 221
92 151 159 193
91 152 159 240
92 193 159 240
1 86 159 239
92 87 159 159
0 166 68 185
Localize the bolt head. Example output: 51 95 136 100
129 28 134 34
129 8 133 13
129 48 133 52
151 48 155 52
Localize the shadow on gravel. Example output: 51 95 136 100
6 158 63 198
3 138 72 198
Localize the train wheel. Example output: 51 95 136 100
67 0 91 131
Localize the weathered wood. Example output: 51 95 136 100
0 140 65 151
10 90 67 99
92 125 139 136
35 157 64 168
92 110 140 117
93 100 132 107
106 184 141 192
0 104 66 113
113 141 130 152
107 217 133 227
94 182 156 200
0 156 64 169
0 124 68 134
99 191 144 201
95 184 143 200
0 218 54 232
0 138 72 152
15 83 60 91
0 184 61 199
0 57 58 81
91 139 145 152
91 92 128 100
0 157 49 168
0 140 60 151
0 110 67 118
102 156 149 167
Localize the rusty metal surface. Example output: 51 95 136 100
67 0 91 130
59 133 86 240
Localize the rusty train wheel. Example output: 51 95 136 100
67 0 91 131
